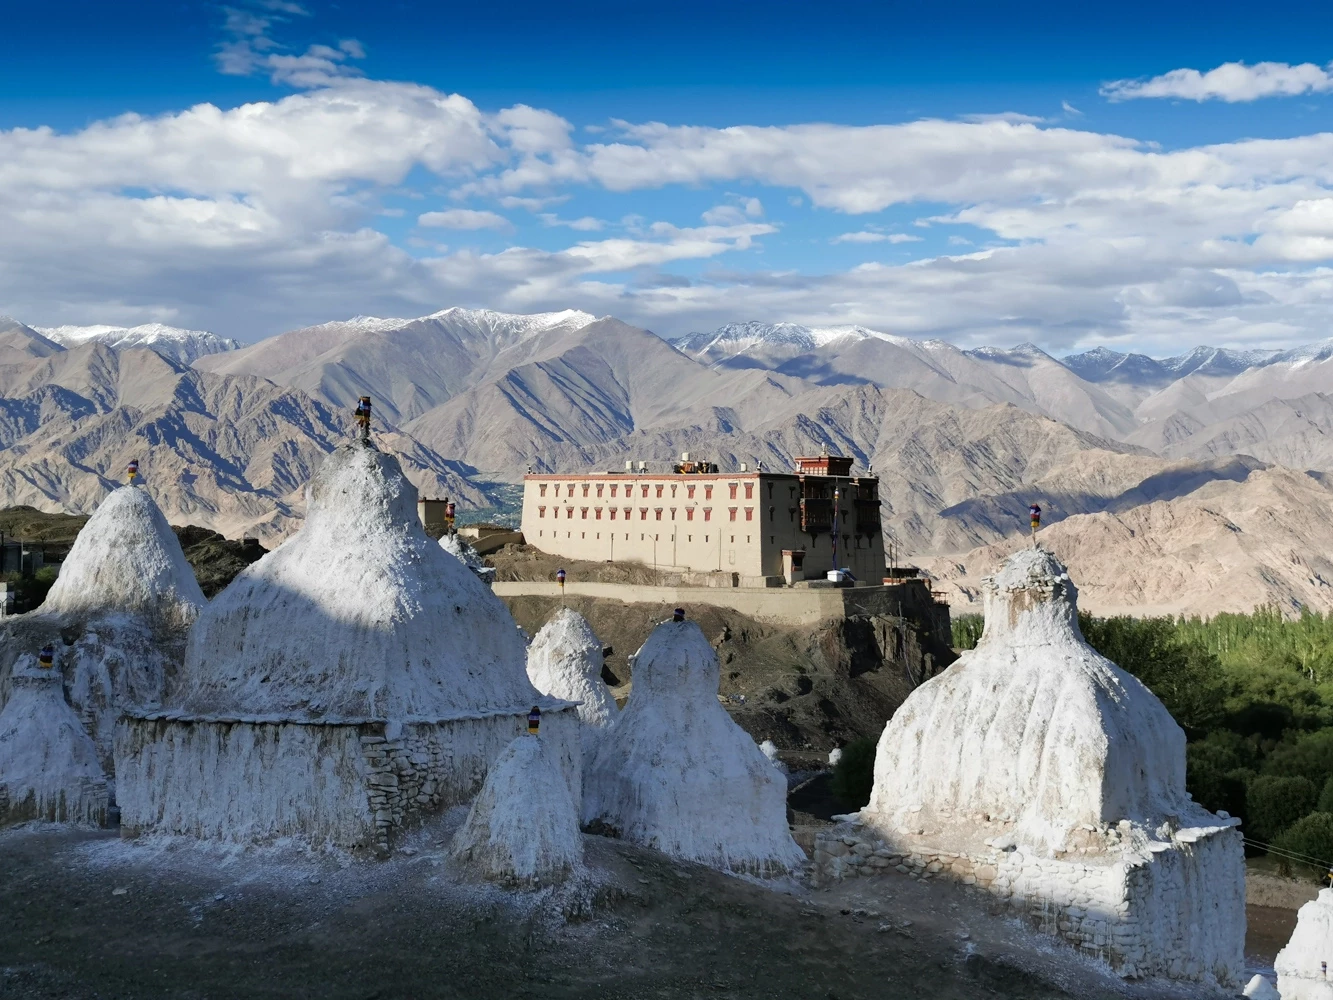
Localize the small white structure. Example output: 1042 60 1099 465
0 484 204 776
816 548 1245 985
583 619 804 874
1243 974 1281 999
526 608 618 755
0 655 109 826
1277 888 1333 999
451 734 583 883
440 533 495 586
759 739 788 774
116 440 578 852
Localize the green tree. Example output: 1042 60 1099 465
831 737 877 810
1246 775 1318 842
1319 776 1333 814
1078 614 1227 734
1185 740 1249 818
1274 812 1333 880
951 614 983 651
1264 729 1333 788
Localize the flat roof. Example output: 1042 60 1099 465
523 471 877 481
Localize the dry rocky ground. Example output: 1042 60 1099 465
0 818 1257 1000
501 592 949 755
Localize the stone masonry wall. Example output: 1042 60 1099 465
358 711 581 854
814 819 1244 985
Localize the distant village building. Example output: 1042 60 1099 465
418 497 454 532
520 453 885 586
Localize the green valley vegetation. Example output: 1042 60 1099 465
952 608 1333 880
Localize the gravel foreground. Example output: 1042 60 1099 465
0 823 1242 1000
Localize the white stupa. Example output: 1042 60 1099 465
1243 974 1281 999
451 733 583 883
116 440 579 851
0 482 204 777
526 608 618 755
582 619 804 874
41 483 204 623
0 655 109 826
819 547 1245 984
1277 889 1333 999
759 740 788 775
441 533 495 585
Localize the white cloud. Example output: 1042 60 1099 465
702 204 747 225
1061 101 1082 117
18 41 1333 354
539 214 605 231
461 118 1144 214
491 105 574 155
1102 60 1333 102
419 208 510 230
562 222 775 271
215 2 367 88
701 196 764 226
498 194 569 210
831 231 922 244
960 112 1046 124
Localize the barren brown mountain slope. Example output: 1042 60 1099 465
0 339 492 542
927 466 1333 617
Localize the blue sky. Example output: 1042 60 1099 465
6 0 1333 353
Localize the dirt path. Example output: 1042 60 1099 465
0 822 1208 1000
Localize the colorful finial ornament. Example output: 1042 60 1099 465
556 567 567 607
354 396 372 441
672 607 685 622
527 706 541 735
444 500 456 534
1028 503 1041 543
127 459 139 483
38 645 54 670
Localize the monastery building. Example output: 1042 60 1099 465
520 454 885 586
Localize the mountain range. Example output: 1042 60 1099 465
3 308 1332 616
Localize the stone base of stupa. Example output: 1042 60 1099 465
0 778 110 828
115 705 580 854
814 817 1244 984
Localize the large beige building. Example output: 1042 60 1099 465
520 455 885 586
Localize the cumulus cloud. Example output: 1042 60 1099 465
460 118 1144 214
16 39 1333 354
418 209 511 230
1102 60 1333 102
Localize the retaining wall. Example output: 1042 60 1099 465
493 580 946 628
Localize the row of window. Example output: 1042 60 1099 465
538 506 757 522
533 529 872 550
537 481 758 500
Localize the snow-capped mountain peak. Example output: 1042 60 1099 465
36 323 240 365
294 307 599 344
672 320 910 358
423 306 598 333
